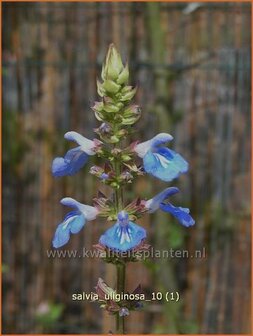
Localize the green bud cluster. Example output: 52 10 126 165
90 44 144 195
92 44 141 145
90 45 149 331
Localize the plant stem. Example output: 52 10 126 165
114 155 125 334
116 263 126 334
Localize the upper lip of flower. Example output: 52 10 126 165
145 187 180 213
134 133 173 158
61 197 99 221
64 131 97 155
51 131 101 177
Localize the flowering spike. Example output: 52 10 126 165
51 44 195 333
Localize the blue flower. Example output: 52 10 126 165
134 133 188 182
52 197 98 248
145 187 195 227
99 211 146 252
100 173 109 181
52 131 99 177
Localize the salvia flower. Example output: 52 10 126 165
134 133 188 182
119 308 129 317
52 197 98 248
99 211 146 252
52 131 100 177
145 187 195 227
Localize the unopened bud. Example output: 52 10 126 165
117 64 129 85
102 44 124 81
103 102 120 113
120 87 137 102
98 123 111 134
95 278 116 301
110 135 120 143
121 154 131 161
97 80 105 97
119 307 129 317
92 101 104 112
123 105 141 117
103 80 121 94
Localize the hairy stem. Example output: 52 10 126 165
114 155 125 334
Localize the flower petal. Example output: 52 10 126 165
160 203 195 227
69 213 86 234
151 133 173 147
52 211 86 248
52 147 89 177
60 197 83 209
134 139 152 158
134 133 173 158
79 204 98 221
146 187 179 213
143 148 188 181
99 221 146 252
61 197 98 221
64 131 95 155
52 222 71 248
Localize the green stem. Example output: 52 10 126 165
113 153 125 334
116 263 126 334
115 158 122 205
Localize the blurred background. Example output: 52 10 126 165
2 2 251 334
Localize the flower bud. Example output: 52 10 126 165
94 122 112 136
123 105 141 117
117 64 129 85
92 101 104 112
103 80 121 94
102 44 124 81
110 135 120 143
111 182 120 189
97 80 105 97
121 85 134 94
120 87 137 102
111 148 122 156
119 307 129 317
121 154 132 161
121 117 139 125
95 278 117 301
103 102 120 113
100 173 109 181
